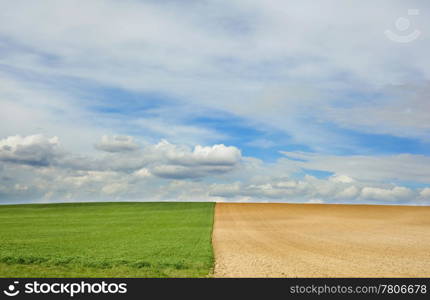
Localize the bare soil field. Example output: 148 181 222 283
213 203 430 277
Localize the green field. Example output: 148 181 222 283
0 202 215 277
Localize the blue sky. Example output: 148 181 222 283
0 0 429 204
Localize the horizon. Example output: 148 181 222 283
1 200 429 207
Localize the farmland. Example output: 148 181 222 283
0 202 214 277
213 203 430 277
1 201 430 278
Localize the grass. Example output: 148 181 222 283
0 202 215 277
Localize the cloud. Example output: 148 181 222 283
208 173 426 204
323 83 430 140
360 186 415 202
95 135 139 152
281 151 430 183
0 135 61 166
308 199 324 204
133 118 227 145
0 134 242 182
1 0 429 154
0 133 428 205
209 178 330 201
151 165 207 180
156 141 241 166
133 168 151 178
62 170 118 187
148 141 242 179
337 186 360 199
0 1 430 205
101 182 129 195
330 174 355 184
420 188 430 199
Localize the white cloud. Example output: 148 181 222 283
308 198 324 204
337 186 360 199
420 188 430 199
0 73 109 155
133 118 226 145
0 134 427 205
150 165 203 180
360 186 415 202
95 135 139 152
1 0 429 151
208 173 423 205
0 134 242 184
0 135 61 166
330 174 355 183
141 141 242 179
323 84 430 140
133 168 151 178
0 1 429 205
209 178 328 201
14 184 29 191
160 142 241 167
281 151 430 183
101 182 129 195
62 171 118 187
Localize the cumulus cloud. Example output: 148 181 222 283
0 136 428 205
143 140 242 179
330 174 355 184
208 174 424 205
360 186 415 202
336 186 360 199
0 135 242 191
154 140 241 166
95 135 139 152
133 168 151 178
151 165 203 180
0 135 61 166
151 164 237 180
210 178 331 201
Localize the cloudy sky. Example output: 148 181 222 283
1 0 429 205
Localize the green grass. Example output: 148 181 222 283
0 202 215 277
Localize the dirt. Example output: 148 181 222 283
212 203 430 277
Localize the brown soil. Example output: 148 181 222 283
212 203 430 277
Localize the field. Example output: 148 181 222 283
1 201 430 278
0 202 214 278
213 203 430 277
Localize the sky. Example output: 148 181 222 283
0 0 429 205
